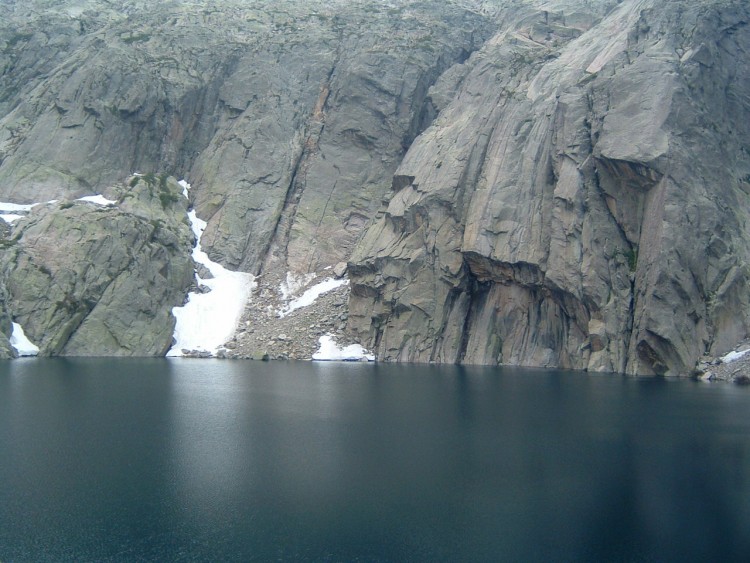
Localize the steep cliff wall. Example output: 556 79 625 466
349 0 750 375
0 0 492 274
1 0 748 373
0 0 493 356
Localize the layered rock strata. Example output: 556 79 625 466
349 0 750 376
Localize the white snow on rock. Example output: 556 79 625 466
77 194 117 206
312 334 374 362
279 277 348 318
167 181 255 357
10 322 39 357
722 349 750 363
1 201 40 224
0 202 38 212
1 200 58 224
279 271 316 302
1 214 24 223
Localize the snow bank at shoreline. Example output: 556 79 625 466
10 323 39 356
313 334 374 362
721 348 750 364
167 181 255 357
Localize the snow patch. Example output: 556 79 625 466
10 323 39 357
0 202 38 212
1 214 24 223
312 334 374 362
0 199 58 224
1 201 39 223
167 181 255 357
178 179 190 199
722 349 750 363
279 271 316 302
77 195 117 206
279 277 348 318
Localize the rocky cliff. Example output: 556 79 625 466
0 0 492 356
1 176 194 357
1 0 749 376
349 0 750 376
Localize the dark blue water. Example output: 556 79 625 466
1 359 749 562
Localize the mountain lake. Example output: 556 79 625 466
1 358 749 561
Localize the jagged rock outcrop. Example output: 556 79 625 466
0 176 193 356
1 0 749 376
349 0 750 376
0 0 493 276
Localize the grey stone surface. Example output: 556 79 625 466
0 0 495 359
0 272 12 359
349 0 750 376
0 0 493 276
1 0 749 376
0 176 194 356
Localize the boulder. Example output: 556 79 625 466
0 176 194 356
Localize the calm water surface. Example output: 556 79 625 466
1 359 749 561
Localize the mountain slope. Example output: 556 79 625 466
1 0 749 377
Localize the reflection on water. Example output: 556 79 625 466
1 359 749 561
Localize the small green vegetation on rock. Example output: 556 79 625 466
157 174 180 209
626 248 638 272
159 190 180 209
121 33 150 44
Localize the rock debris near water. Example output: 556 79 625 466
695 343 750 384
224 269 361 361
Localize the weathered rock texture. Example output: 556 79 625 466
1 0 749 375
349 0 750 376
0 0 492 276
0 176 193 356
0 0 494 358
0 272 13 358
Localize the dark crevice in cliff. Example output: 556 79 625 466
588 164 642 372
400 45 485 154
304 55 343 272
453 118 495 220
456 274 482 365
307 177 339 272
254 141 307 276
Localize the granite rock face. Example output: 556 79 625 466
0 0 492 276
349 0 750 376
0 176 194 356
0 0 493 356
1 0 749 374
